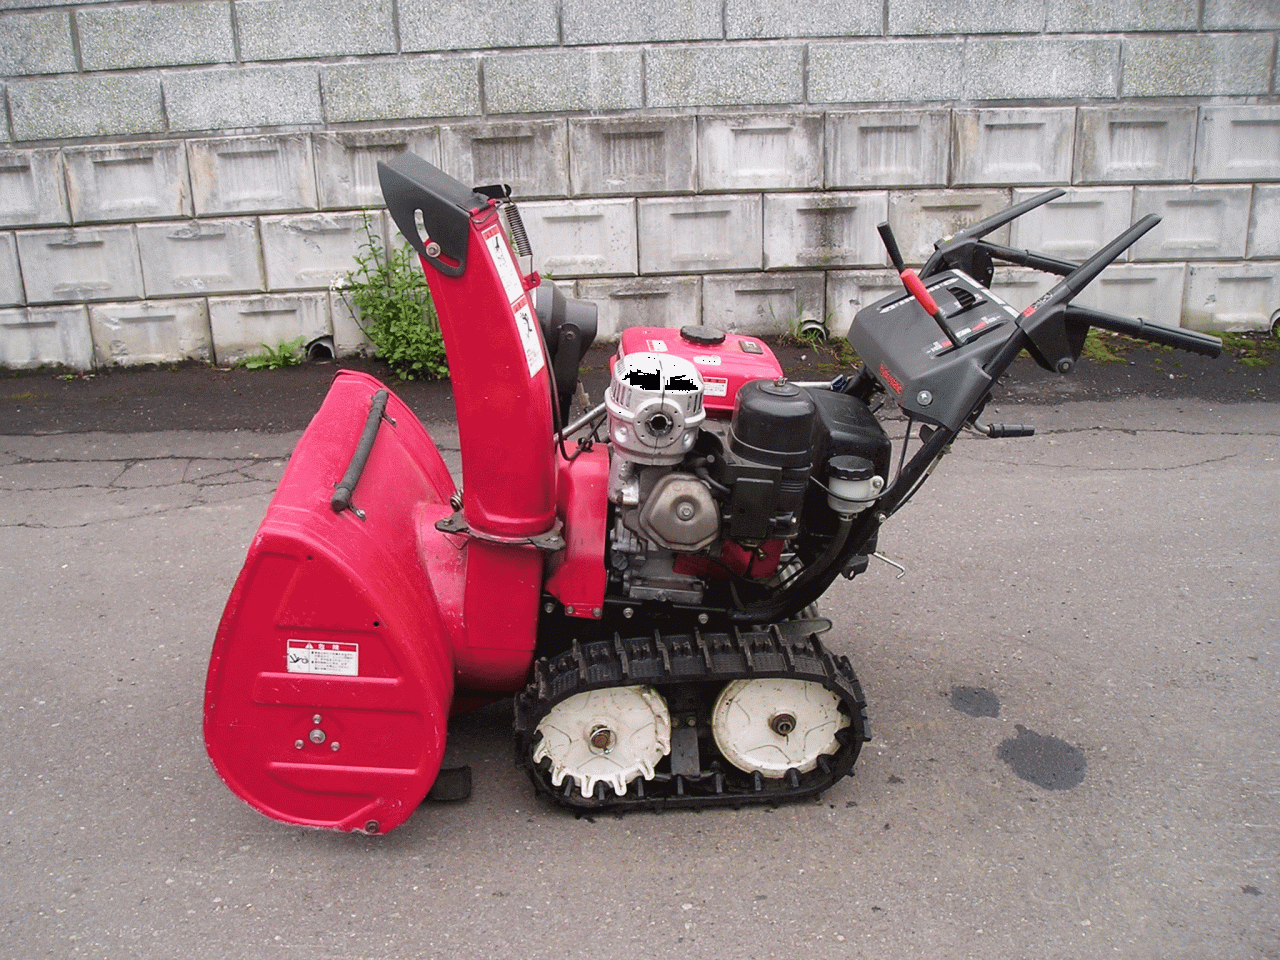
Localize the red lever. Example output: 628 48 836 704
900 269 941 320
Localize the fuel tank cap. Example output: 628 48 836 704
680 325 725 346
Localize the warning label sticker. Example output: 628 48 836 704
702 376 728 397
483 224 526 305
693 355 721 365
645 339 668 352
286 640 359 676
513 297 545 378
482 224 545 379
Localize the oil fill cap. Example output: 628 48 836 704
680 325 725 346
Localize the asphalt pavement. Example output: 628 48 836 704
1 367 1277 959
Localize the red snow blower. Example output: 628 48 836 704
203 153 1221 833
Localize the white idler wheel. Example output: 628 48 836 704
711 678 849 778
532 686 671 799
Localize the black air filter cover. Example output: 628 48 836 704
729 379 816 470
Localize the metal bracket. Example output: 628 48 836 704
434 511 566 551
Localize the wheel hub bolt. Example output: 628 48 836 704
770 713 797 736
589 726 615 752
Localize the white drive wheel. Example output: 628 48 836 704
532 686 671 799
711 678 850 778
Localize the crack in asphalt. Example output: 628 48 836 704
0 453 290 529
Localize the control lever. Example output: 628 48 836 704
877 222 964 349
970 420 1035 439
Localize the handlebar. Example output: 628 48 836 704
1065 306 1223 358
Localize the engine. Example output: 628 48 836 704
604 328 893 610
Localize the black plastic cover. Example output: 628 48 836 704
377 152 491 278
729 380 816 470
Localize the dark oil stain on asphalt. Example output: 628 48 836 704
950 685 1001 718
998 724 1086 790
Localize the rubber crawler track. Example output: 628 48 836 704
513 622 871 811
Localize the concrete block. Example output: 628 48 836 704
261 212 371 291
17 226 143 303
0 10 75 76
562 0 720 43
1248 186 1280 259
164 65 322 132
569 117 696 196
77 2 233 70
1204 0 1280 29
328 291 376 357
439 121 569 199
826 109 951 188
188 135 317 216
1072 263 1189 328
485 49 643 115
1 233 23 306
1045 0 1197 31
889 0 1045 33
1009 187 1135 264
0 305 92 370
702 272 827 336
726 0 880 38
9 74 165 141
64 142 191 224
698 113 823 191
314 128 440 210
1122 35 1274 98
886 189 1013 265
575 276 701 339
137 219 264 296
208 293 331 364
1196 106 1280 183
236 0 395 60
988 267 1057 317
88 299 212 366
809 40 964 104
401 0 558 51
1075 106 1197 184
646 45 804 108
953 109 1076 186
1132 186 1252 260
964 37 1120 101
764 191 890 269
0 149 68 227
638 195 762 274
1183 264 1280 332
517 199 637 278
825 270 900 338
321 58 481 124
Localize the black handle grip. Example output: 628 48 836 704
1066 306 1223 358
332 389 390 516
877 222 906 272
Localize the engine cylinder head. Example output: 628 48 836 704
607 353 705 466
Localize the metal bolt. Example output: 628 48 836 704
309 728 326 745
589 726 614 752
313 714 322 724
676 503 695 521
623 607 634 619
425 241 442 259
687 717 697 727
697 613 709 625
916 390 933 407
566 605 575 616
1057 359 1073 374
592 608 602 618
294 739 304 750
544 602 556 614
331 741 340 752
770 713 797 736
364 820 380 834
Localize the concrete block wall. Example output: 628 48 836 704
0 1 1277 368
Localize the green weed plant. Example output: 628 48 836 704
340 218 448 380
